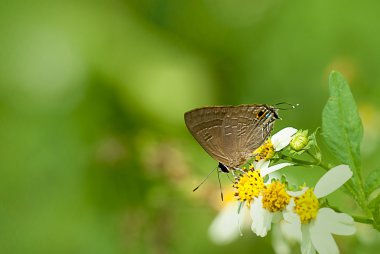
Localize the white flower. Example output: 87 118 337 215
250 195 283 237
209 128 296 243
253 159 293 177
247 127 296 237
283 165 356 254
249 161 293 237
208 202 250 245
254 127 297 162
272 127 298 151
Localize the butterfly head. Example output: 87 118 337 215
271 102 299 120
255 105 280 122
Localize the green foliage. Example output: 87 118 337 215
368 195 380 230
322 71 380 231
365 168 380 196
366 168 380 229
273 71 380 232
322 71 363 177
2 0 380 252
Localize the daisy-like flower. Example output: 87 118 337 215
254 127 297 161
233 160 293 237
208 190 251 245
208 201 250 245
283 165 356 254
250 179 290 237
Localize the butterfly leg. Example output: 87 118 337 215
225 173 234 183
233 167 248 176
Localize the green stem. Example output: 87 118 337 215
305 150 329 170
278 154 326 169
352 215 374 225
351 165 371 216
357 184 371 217
280 154 315 166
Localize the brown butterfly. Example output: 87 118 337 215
184 104 279 173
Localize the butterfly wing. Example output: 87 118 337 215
220 105 276 167
185 105 278 168
184 106 232 166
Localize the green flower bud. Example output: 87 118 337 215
290 130 309 151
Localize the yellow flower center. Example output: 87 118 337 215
262 181 290 212
233 170 264 205
253 140 275 161
293 188 319 223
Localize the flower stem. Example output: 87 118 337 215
278 154 326 169
351 167 371 217
279 155 314 166
305 150 329 170
352 215 374 225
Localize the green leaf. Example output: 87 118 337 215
322 71 363 175
368 194 380 231
365 168 380 196
368 194 380 209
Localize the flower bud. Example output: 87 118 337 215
290 130 309 151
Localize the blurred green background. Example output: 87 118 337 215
1 0 380 253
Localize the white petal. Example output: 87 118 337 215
261 163 293 176
271 127 298 151
254 159 270 171
250 197 273 237
316 208 356 236
314 165 353 198
309 219 339 254
287 187 308 197
282 200 302 241
283 209 300 226
301 224 316 254
280 218 302 242
283 199 296 218
208 203 242 245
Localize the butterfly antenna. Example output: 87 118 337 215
192 166 218 192
217 167 224 201
274 102 299 110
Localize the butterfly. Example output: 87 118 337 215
184 104 279 173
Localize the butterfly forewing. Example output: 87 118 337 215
221 105 270 166
184 104 278 168
184 106 231 165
